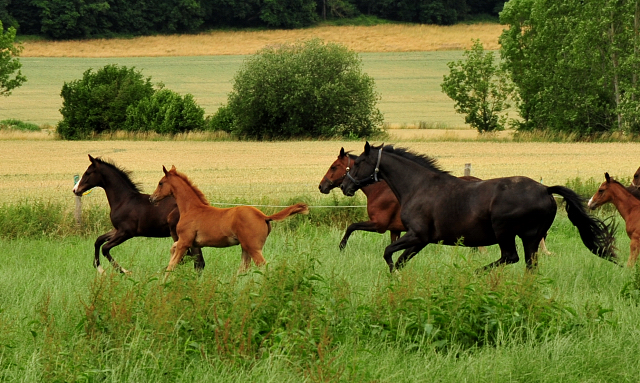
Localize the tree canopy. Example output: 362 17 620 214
0 20 26 96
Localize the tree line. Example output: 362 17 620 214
0 0 505 39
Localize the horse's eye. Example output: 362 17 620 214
330 166 336 171
159 182 163 186
598 189 604 194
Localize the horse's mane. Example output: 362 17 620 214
94 157 143 193
380 144 450 174
170 170 210 205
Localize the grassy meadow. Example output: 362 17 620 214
2 23 640 381
1 51 470 127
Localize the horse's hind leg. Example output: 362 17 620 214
192 247 205 272
239 246 266 273
394 244 426 270
382 231 425 273
523 236 543 270
94 229 116 274
100 231 134 274
480 236 519 271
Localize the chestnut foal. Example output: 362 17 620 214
150 166 308 275
588 173 640 267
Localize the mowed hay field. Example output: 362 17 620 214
0 140 637 205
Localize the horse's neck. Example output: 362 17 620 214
609 184 640 219
379 154 450 204
101 168 140 207
171 178 208 212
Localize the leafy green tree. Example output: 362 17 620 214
500 0 640 135
226 38 383 139
441 39 513 133
124 89 205 134
57 64 154 140
0 20 26 97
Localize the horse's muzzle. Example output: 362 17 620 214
340 183 356 197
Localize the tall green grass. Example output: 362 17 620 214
0 216 638 382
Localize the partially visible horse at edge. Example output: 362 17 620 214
588 173 640 268
149 165 309 275
339 142 617 272
73 155 204 274
320 147 549 254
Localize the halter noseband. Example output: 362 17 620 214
346 148 382 187
323 156 352 186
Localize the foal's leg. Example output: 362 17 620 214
94 229 116 274
239 244 266 273
381 231 425 273
165 239 192 277
628 236 640 268
100 230 134 274
339 221 385 250
538 234 551 255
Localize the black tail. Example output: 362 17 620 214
547 186 618 263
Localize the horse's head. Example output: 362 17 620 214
150 165 176 204
588 172 616 210
73 154 103 196
340 141 382 197
632 167 640 187
319 147 354 194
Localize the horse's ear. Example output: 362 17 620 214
339 147 345 157
605 172 611 182
162 165 168 175
364 141 370 155
88 154 95 163
170 165 176 172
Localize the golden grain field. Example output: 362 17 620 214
0 140 635 206
20 23 504 58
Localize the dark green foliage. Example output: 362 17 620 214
3 1 506 40
0 20 26 96
56 64 154 140
441 39 513 132
0 118 40 130
124 89 205 134
500 0 640 135
227 39 383 139
260 0 317 28
204 104 235 133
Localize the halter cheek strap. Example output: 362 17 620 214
346 148 382 186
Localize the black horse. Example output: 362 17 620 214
340 142 617 272
73 155 204 273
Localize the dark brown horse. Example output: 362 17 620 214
318 148 550 253
588 173 640 267
149 166 309 275
340 143 617 272
73 155 203 274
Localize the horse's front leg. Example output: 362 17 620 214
165 240 192 280
382 231 425 273
394 244 427 270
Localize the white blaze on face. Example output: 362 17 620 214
587 196 594 208
73 180 80 193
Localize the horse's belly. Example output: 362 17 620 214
194 232 239 248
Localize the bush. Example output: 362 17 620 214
56 65 155 140
204 104 235 133
227 38 384 140
0 119 40 131
124 89 205 134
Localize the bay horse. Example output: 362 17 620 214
319 148 551 254
319 147 482 250
588 173 640 267
340 142 617 272
149 165 309 275
73 155 204 274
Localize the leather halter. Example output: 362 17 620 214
346 148 382 187
323 156 352 186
